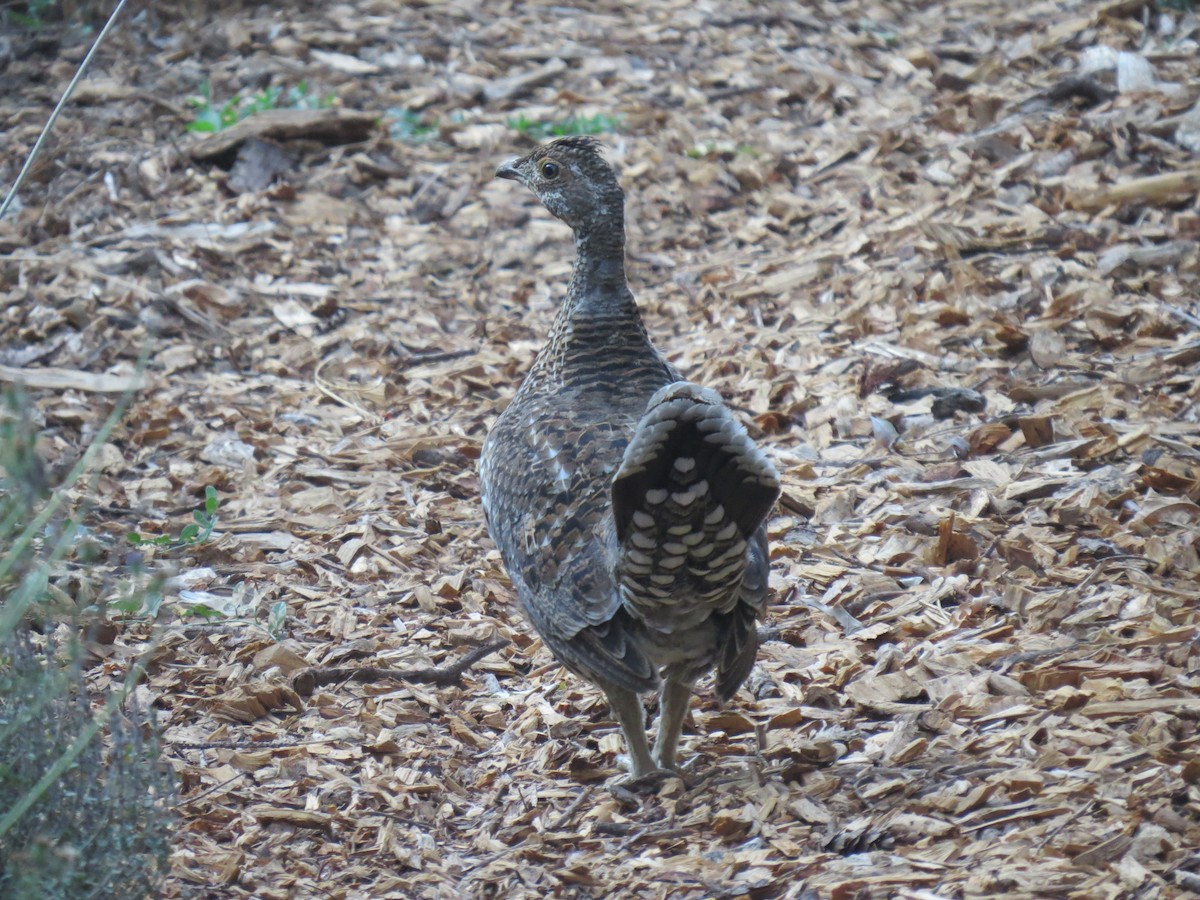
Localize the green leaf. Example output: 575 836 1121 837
187 104 226 133
111 596 143 614
132 533 170 547
389 108 437 142
268 600 288 640
143 590 164 618
177 523 200 544
220 99 241 127
205 485 219 516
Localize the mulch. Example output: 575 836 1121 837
2 0 1198 896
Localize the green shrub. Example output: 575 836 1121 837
507 112 621 141
127 485 219 551
388 108 438 143
187 79 335 133
3 0 62 29
0 630 174 899
0 388 174 899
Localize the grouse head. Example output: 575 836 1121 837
495 136 624 235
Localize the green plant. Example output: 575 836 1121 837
853 18 899 44
0 386 127 633
106 572 164 619
388 108 437 142
268 599 288 640
507 112 621 141
5 0 60 28
0 387 174 898
127 485 218 550
186 80 336 133
0 390 49 512
0 629 174 899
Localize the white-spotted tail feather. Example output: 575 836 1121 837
611 383 781 634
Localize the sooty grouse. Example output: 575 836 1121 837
481 137 780 780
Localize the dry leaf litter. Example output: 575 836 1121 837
2 0 1199 897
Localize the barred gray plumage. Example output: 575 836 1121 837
480 137 781 780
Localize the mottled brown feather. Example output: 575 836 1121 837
480 139 781 776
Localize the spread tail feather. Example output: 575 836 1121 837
611 382 780 633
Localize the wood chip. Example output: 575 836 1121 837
7 0 1199 894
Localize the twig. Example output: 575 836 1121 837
169 737 330 752
0 0 131 221
1163 303 1200 331
174 771 250 807
805 455 891 469
292 638 509 693
1036 800 1094 849
394 348 478 368
313 356 382 422
784 583 866 634
594 822 690 841
547 788 591 831
1068 167 1200 211
991 641 1083 675
0 362 147 393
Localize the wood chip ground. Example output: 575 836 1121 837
2 0 1199 896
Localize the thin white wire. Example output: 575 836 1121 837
0 0 130 221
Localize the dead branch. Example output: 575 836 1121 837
291 638 510 696
189 108 381 162
1069 167 1200 211
593 822 691 841
547 789 591 831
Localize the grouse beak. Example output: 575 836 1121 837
495 158 523 182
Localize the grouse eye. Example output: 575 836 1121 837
539 160 560 179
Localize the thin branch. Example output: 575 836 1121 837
292 638 510 694
594 822 690 841
547 788 591 831
783 583 866 635
1162 302 1200 331
169 737 332 752
173 771 250 808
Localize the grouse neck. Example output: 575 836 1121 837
565 223 634 317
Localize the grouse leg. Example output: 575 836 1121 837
652 678 694 771
605 684 663 780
